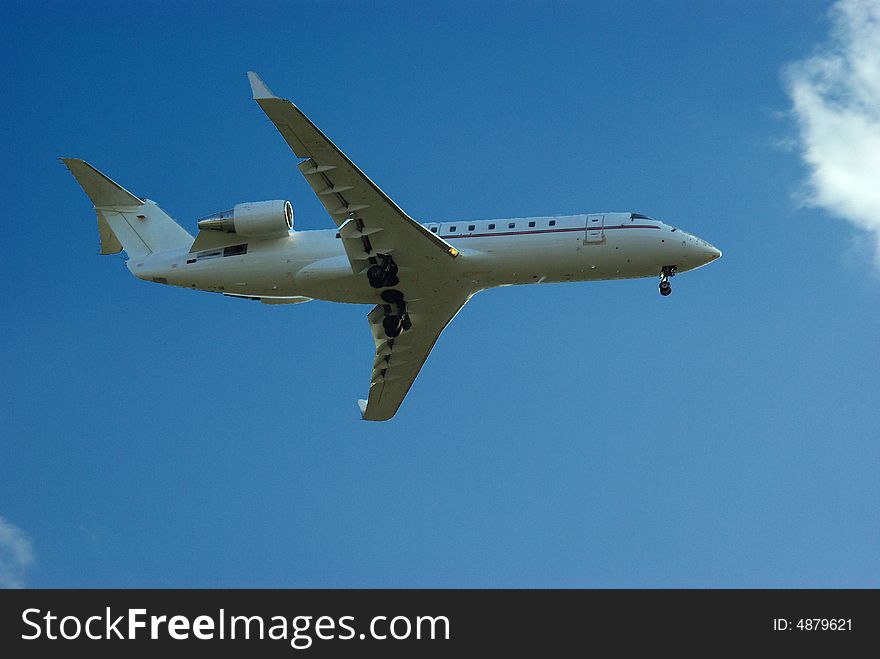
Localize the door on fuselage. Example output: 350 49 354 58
585 214 605 243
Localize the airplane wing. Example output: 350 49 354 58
360 291 472 421
247 71 459 276
247 72 472 420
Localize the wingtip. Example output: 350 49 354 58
59 157 95 175
247 71 277 99
357 399 368 418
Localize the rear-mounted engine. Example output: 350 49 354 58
197 200 293 238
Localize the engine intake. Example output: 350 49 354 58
197 200 293 238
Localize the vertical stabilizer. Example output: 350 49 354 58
62 158 193 258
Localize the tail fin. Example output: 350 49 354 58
62 158 193 258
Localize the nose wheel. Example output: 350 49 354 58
659 265 676 297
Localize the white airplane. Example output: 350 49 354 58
63 72 721 421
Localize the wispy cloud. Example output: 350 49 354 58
785 0 880 267
0 516 34 588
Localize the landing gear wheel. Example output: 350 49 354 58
367 265 385 289
658 265 676 297
383 315 402 338
400 314 413 331
367 255 400 289
380 255 399 288
380 289 404 304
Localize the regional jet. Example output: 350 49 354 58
63 72 721 421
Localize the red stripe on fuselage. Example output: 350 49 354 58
438 224 661 240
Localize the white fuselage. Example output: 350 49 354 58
130 212 721 302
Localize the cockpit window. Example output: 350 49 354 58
630 213 655 221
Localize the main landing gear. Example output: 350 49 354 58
659 265 676 297
367 253 399 289
364 253 409 337
380 289 411 338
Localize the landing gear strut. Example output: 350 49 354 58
659 265 676 297
367 254 399 289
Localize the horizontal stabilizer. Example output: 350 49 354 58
61 158 144 208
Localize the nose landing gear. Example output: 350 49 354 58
659 265 676 296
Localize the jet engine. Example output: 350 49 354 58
197 200 293 238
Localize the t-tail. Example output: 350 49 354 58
62 158 193 259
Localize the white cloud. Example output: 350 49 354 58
0 516 34 589
785 0 880 267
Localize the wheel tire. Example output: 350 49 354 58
659 282 672 296
400 314 412 331
367 265 386 289
380 289 404 304
383 315 402 338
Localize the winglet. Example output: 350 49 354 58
357 399 368 418
247 71 277 99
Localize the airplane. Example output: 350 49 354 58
63 71 722 421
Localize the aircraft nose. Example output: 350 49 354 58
689 235 721 265
704 244 722 262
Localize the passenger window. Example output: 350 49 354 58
468 225 475 231
488 223 495 230
430 227 438 233
549 220 556 226
508 222 515 229
335 232 340 238
450 226 457 232
528 221 536 228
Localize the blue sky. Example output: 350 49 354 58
1 0 877 587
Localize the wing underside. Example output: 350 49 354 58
361 292 471 421
247 72 470 420
247 71 458 274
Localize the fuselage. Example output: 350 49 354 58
130 212 721 303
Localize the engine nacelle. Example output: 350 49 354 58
197 200 293 238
